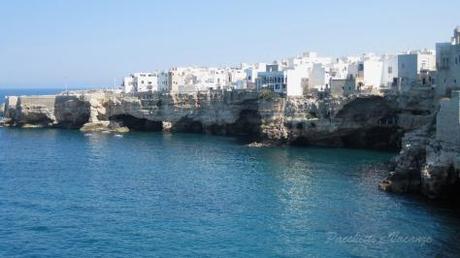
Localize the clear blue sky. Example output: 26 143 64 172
0 0 458 88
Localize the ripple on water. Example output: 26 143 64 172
0 129 459 257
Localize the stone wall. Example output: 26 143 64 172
436 91 460 145
3 95 90 128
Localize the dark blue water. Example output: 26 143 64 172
1 89 460 257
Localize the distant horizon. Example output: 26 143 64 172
0 84 116 90
1 0 459 88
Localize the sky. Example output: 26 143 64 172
0 0 459 88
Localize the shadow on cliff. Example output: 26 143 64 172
336 96 402 150
53 96 91 129
292 96 403 150
109 114 163 131
172 109 262 142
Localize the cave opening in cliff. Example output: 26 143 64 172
109 115 162 131
227 109 262 140
20 115 55 128
340 127 403 150
172 118 204 134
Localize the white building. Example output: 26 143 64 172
167 66 237 93
330 58 351 80
256 64 307 96
381 55 398 89
286 66 308 96
168 67 187 93
398 49 436 91
290 52 332 68
436 27 460 97
309 63 330 91
123 76 135 93
245 63 267 89
355 55 384 92
227 66 247 89
123 72 158 93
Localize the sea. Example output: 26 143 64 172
1 88 460 257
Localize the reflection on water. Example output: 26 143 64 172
0 129 459 257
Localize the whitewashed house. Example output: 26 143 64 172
398 49 436 91
256 64 308 96
381 55 398 89
356 56 384 92
309 63 330 91
245 63 267 89
436 27 460 97
122 72 158 93
285 66 307 96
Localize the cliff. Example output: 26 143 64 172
1 95 90 128
380 91 460 200
4 88 451 200
2 90 424 149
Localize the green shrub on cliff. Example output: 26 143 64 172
258 89 278 101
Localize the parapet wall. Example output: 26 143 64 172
4 94 90 128
17 95 56 108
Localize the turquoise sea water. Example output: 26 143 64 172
1 89 460 257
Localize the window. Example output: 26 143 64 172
388 67 393 74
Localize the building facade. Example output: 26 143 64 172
398 49 436 91
123 72 158 93
436 27 460 97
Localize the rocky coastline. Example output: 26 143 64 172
1 88 458 202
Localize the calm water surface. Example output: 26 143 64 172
1 89 460 257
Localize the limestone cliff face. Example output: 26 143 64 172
2 94 90 128
105 91 261 136
257 95 417 149
1 90 426 149
103 92 413 149
380 90 460 200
